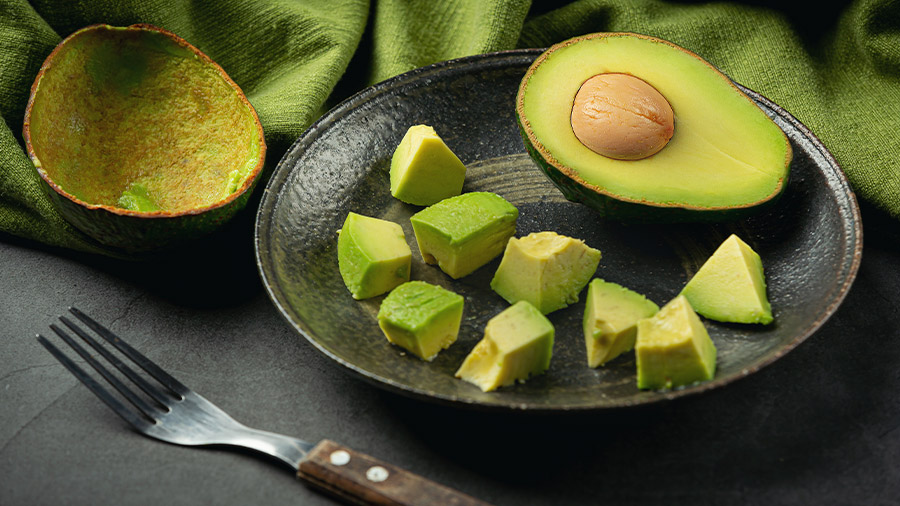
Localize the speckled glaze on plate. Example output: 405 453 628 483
255 49 862 412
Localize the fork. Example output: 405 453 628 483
37 307 490 506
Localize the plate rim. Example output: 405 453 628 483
254 49 863 413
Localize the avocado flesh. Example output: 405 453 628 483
517 32 791 220
635 295 717 390
377 281 464 361
410 192 518 279
681 234 773 324
455 301 554 392
117 182 159 212
583 279 659 367
26 24 263 213
337 212 411 300
490 231 601 314
390 125 467 206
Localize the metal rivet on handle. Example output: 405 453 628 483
330 450 351 466
366 466 389 482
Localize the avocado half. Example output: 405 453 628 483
23 24 266 252
516 32 792 222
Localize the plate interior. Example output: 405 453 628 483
255 50 861 411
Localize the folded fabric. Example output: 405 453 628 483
1 0 897 255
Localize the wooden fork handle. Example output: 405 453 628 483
297 439 492 506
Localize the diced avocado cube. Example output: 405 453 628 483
390 125 467 206
455 300 554 392
681 234 773 324
490 231 601 314
635 295 717 390
377 281 464 361
337 212 411 299
410 192 518 279
583 279 659 367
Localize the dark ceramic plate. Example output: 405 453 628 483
255 49 862 412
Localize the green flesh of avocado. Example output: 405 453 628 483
490 231 601 315
377 281 464 361
117 182 159 212
455 300 554 392
337 212 412 300
582 279 659 368
25 24 264 216
516 32 792 222
390 125 467 206
635 295 717 390
410 192 518 279
681 234 773 324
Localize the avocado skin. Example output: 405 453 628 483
23 24 266 253
36 171 259 253
519 116 788 224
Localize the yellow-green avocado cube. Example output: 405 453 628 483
680 234 773 324
337 212 411 299
490 231 601 314
377 281 464 361
410 192 518 279
635 295 717 390
583 279 659 367
455 301 554 392
390 125 467 206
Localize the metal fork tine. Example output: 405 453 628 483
37 334 153 432
68 306 189 397
48 323 163 421
59 315 172 408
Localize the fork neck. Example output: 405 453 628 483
222 425 315 469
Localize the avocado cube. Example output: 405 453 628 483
490 231 601 314
455 301 554 392
337 212 411 299
583 279 659 367
377 281 464 361
635 295 717 390
681 234 773 324
410 192 518 279
390 125 467 206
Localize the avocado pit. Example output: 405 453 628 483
570 73 674 160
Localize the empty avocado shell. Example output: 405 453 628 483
23 24 266 252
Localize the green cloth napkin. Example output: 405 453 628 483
2 0 898 255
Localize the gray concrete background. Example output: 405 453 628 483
1 204 898 505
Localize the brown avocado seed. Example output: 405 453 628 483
570 73 674 160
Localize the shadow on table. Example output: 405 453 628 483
1 204 264 309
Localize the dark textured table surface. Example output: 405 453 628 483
1 200 898 506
